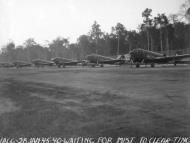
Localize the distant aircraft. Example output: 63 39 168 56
51 57 80 68
0 62 14 68
32 59 54 67
129 48 190 67
13 61 32 68
85 53 125 67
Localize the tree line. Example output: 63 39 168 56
1 2 190 62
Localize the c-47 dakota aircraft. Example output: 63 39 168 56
51 57 80 68
0 62 14 68
32 59 55 67
85 53 125 67
13 61 32 68
129 48 190 68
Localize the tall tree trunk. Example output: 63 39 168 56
147 31 150 51
186 25 190 50
96 38 98 54
117 35 120 55
150 34 154 51
160 29 163 52
129 42 132 52
165 28 169 55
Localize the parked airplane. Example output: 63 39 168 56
0 62 14 68
129 48 190 67
13 61 32 68
32 59 54 67
51 57 80 68
85 53 125 67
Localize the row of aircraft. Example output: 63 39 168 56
0 49 190 68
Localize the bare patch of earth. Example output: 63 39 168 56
0 67 190 137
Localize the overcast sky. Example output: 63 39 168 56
0 0 185 47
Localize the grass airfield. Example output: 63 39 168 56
0 65 190 137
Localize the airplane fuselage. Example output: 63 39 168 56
32 59 54 67
85 54 125 67
51 57 79 68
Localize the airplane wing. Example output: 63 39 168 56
145 54 190 64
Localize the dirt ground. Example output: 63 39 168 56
0 65 190 138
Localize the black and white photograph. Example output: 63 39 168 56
0 0 190 141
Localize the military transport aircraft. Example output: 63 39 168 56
51 57 80 68
0 62 14 68
129 48 190 68
32 59 54 67
13 61 32 68
85 53 125 67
